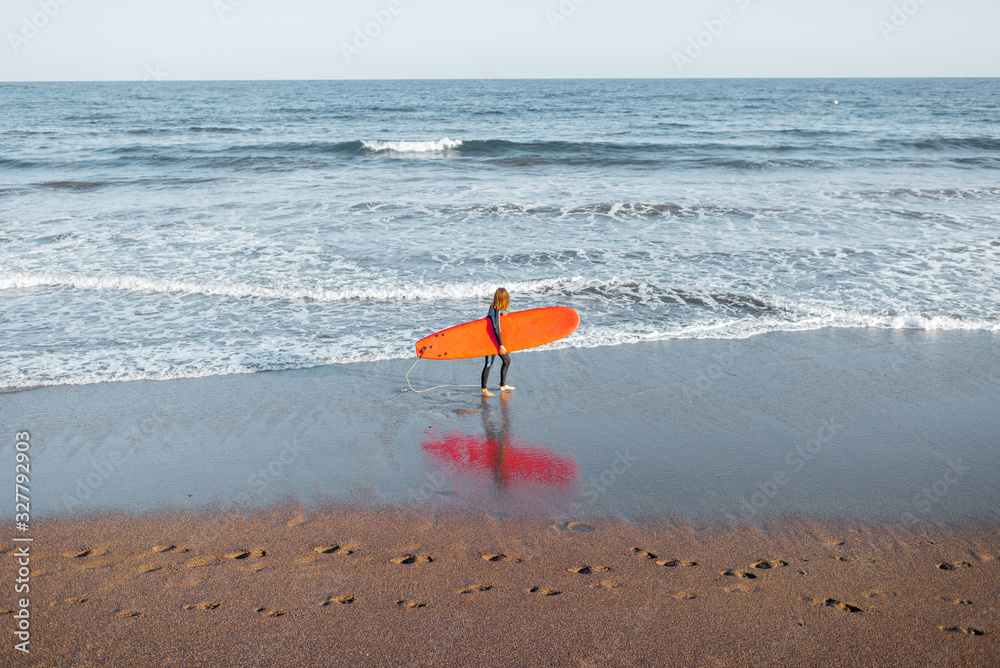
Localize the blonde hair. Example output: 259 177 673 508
492 287 509 312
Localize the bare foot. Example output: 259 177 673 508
500 385 515 392
482 388 494 397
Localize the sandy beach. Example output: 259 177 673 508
3 328 999 665
3 506 998 667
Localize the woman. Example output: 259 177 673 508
482 287 514 397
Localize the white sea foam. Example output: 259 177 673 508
3 301 996 390
0 271 580 304
360 138 462 153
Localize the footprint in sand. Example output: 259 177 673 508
631 548 656 560
225 549 267 560
482 554 522 563
553 522 594 533
115 610 141 618
673 591 698 600
656 559 698 568
183 601 220 611
527 587 560 596
287 515 308 528
458 584 492 594
823 539 846 547
137 564 163 574
254 607 284 617
814 598 862 613
726 584 760 594
396 600 426 609
320 596 354 606
50 597 88 607
240 562 269 573
978 553 998 562
391 554 433 565
721 569 757 579
62 549 92 559
590 580 623 590
568 566 611 574
752 559 788 570
937 561 973 571
314 545 352 556
152 545 187 554
939 626 984 636
185 556 220 568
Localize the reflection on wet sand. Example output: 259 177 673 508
421 393 578 492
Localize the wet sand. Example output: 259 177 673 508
6 328 1000 523
3 506 998 667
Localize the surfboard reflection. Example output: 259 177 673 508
421 394 578 491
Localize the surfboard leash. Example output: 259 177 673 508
404 355 480 393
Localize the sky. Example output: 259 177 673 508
0 0 997 81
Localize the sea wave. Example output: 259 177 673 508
867 187 1000 199
0 271 796 315
6 135 996 174
0 271 580 304
360 138 463 153
33 181 112 191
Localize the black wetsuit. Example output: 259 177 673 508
481 306 510 389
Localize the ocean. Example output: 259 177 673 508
1 78 998 389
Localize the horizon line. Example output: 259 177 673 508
2 75 998 84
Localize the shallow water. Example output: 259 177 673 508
2 79 999 388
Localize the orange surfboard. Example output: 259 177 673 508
415 307 579 360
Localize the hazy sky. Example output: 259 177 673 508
1 0 997 81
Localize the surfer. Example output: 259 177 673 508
482 287 514 397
